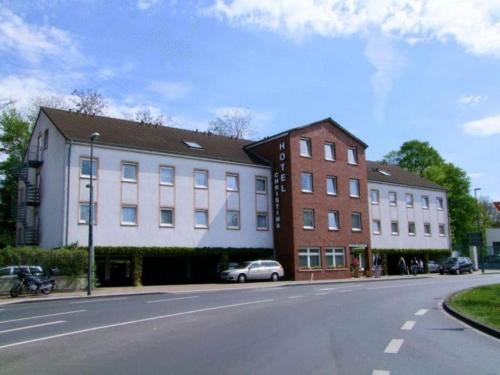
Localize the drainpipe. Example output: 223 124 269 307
64 140 72 247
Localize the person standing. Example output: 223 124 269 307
411 257 419 276
373 255 382 278
398 257 407 275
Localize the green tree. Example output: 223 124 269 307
384 140 444 175
0 109 32 247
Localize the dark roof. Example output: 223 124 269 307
246 117 368 149
367 161 446 191
41 107 266 166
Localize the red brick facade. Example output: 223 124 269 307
248 119 372 280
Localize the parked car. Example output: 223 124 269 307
427 260 440 273
439 257 474 275
220 260 284 282
0 265 43 278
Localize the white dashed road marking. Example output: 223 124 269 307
288 295 304 299
400 321 416 330
0 320 66 334
0 310 86 324
384 339 404 354
70 297 128 304
146 296 199 304
415 309 429 316
314 292 329 296
339 290 352 293
372 370 391 375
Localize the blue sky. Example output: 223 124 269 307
1 0 499 200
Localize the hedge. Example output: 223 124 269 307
0 247 87 277
372 248 451 255
94 247 274 258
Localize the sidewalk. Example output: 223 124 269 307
1 271 497 306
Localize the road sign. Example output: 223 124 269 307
468 232 483 246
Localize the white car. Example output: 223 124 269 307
220 260 284 282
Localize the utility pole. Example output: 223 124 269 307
474 187 484 274
87 132 100 295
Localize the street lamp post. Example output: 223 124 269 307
474 187 484 274
87 132 100 295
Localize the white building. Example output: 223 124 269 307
16 108 273 250
485 228 500 255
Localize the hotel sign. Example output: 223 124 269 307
273 141 287 230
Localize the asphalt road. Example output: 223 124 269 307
0 274 499 375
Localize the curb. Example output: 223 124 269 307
443 289 500 340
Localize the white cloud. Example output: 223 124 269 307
458 95 488 106
148 81 191 100
137 0 163 10
0 8 81 63
205 0 500 57
462 114 500 136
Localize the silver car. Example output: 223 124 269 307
220 260 284 282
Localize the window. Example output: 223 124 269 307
328 211 339 230
325 248 345 268
405 193 414 207
422 195 429 209
79 203 97 224
121 206 137 225
351 212 362 231
195 210 208 228
391 221 399 235
227 211 240 229
160 167 174 185
303 209 315 229
194 170 208 188
301 173 313 192
122 163 137 182
226 174 239 191
349 179 360 198
372 220 381 234
299 138 311 157
37 135 43 160
389 191 397 206
255 177 267 194
408 222 416 236
370 189 379 204
257 213 268 230
160 208 174 227
424 223 431 236
80 158 97 178
439 224 446 236
437 197 444 210
347 147 358 165
298 248 321 268
43 129 49 150
326 176 337 196
324 143 335 161
183 140 203 149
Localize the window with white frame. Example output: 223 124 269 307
43 129 49 150
424 223 431 236
303 209 315 229
405 193 414 207
326 176 337 195
422 195 429 209
439 224 446 236
437 197 444 210
349 179 360 198
80 158 97 178
328 211 339 230
408 222 416 236
255 177 267 194
299 138 311 157
370 189 379 204
122 163 137 182
391 221 399 235
324 143 335 161
372 219 381 234
389 191 397 206
160 208 174 227
195 210 208 228
226 174 239 191
257 213 268 230
347 147 358 165
121 206 137 225
351 212 362 231
301 172 313 192
325 248 345 268
227 211 240 229
194 170 208 188
298 248 321 268
79 203 97 224
160 166 174 185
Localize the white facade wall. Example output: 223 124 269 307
485 228 500 254
368 181 450 249
65 144 273 248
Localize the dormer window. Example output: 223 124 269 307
183 140 203 149
376 168 391 176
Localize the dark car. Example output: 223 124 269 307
0 265 43 278
439 257 474 275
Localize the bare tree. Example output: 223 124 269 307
135 108 171 126
208 108 254 139
71 89 106 116
27 95 70 124
0 98 15 110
